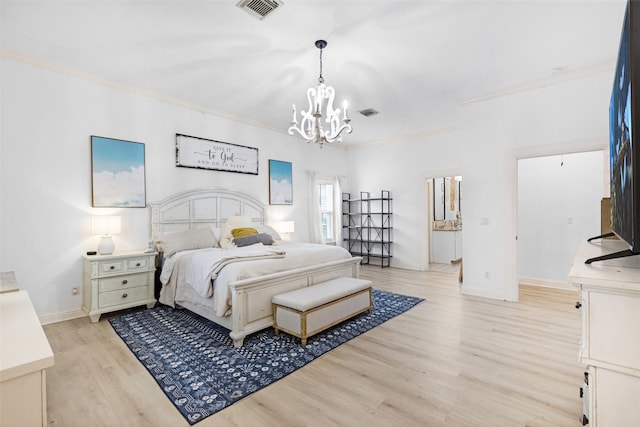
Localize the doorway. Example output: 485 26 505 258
427 175 463 279
517 150 605 291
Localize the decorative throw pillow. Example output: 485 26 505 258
219 214 254 248
231 227 259 238
154 227 218 257
232 233 275 247
256 225 283 241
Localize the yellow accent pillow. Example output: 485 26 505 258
219 214 253 248
231 227 259 238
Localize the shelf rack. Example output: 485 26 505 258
342 190 392 268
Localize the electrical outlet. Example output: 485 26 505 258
71 287 79 295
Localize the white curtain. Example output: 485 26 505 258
307 171 325 244
333 175 343 246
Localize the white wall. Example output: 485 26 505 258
347 70 611 301
517 151 604 284
0 57 349 320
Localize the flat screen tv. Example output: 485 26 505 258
587 0 640 263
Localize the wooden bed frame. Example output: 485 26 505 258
148 188 362 347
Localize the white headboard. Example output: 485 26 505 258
148 188 265 239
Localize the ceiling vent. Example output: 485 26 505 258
236 0 283 20
359 108 380 118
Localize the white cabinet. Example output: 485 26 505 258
569 240 640 426
83 251 157 322
432 230 462 264
0 290 54 426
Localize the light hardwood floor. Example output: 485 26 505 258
43 266 584 426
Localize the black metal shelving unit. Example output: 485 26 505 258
342 190 392 268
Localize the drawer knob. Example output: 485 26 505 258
122 293 128 298
136 262 141 267
110 265 115 270
575 301 582 309
122 279 128 285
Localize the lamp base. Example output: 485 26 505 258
97 235 115 255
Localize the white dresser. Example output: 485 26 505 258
568 240 640 427
0 290 54 426
83 250 157 322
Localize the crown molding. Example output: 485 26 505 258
458 63 614 106
344 127 459 150
0 48 284 134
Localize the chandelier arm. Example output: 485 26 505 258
288 125 313 140
324 86 337 119
304 87 317 116
324 124 353 143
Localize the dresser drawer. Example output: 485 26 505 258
127 257 150 271
98 257 151 276
99 286 149 309
99 260 125 274
587 290 640 369
98 273 149 293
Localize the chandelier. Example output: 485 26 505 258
288 40 352 147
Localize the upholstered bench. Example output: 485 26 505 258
272 277 373 346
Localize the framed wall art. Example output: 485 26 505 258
91 136 146 208
269 159 293 205
175 133 259 175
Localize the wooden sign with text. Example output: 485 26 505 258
175 134 259 175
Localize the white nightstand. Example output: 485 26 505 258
82 250 157 322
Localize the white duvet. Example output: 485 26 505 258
159 241 352 317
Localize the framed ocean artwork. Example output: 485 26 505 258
91 136 146 208
268 159 293 205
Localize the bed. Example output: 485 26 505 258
149 188 362 347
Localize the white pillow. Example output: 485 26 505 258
210 227 222 241
256 225 283 241
154 227 218 257
219 214 254 248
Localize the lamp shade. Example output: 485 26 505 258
91 216 121 235
91 216 121 255
280 220 295 234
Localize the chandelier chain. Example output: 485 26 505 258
318 46 324 84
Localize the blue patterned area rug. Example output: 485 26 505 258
109 289 423 424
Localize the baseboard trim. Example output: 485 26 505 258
39 309 87 325
461 285 508 301
519 276 574 291
385 261 419 270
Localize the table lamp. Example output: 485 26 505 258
280 220 295 240
91 216 121 255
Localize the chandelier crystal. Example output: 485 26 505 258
288 40 352 147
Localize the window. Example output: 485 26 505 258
318 182 334 242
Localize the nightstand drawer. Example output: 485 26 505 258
98 273 149 293
99 260 125 274
99 286 149 308
127 257 150 271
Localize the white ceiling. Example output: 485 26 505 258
0 0 628 146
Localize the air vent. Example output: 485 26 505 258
359 108 380 117
236 0 283 20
